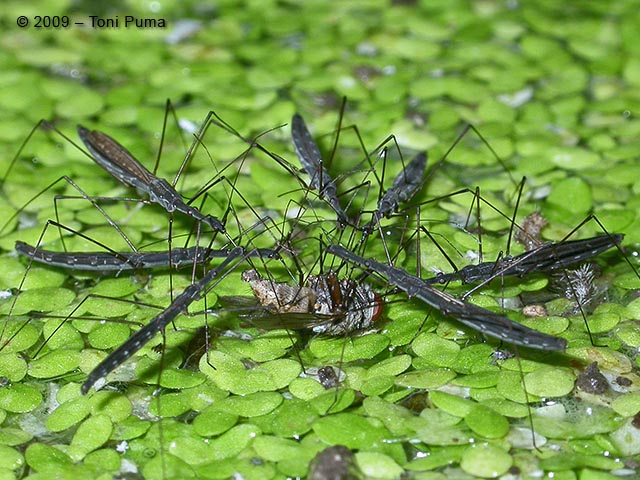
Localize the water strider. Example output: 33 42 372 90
364 151 427 233
326 243 568 350
12 117 627 389
6 106 639 480
81 247 246 394
423 233 623 285
291 113 350 227
15 240 279 272
27 229 605 342
77 125 227 234
39 123 624 390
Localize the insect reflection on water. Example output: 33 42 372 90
308 445 357 480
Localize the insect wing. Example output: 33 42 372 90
291 114 348 226
291 113 326 189
375 151 427 217
77 125 156 189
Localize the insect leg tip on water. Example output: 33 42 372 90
81 376 105 395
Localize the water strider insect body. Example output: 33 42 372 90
425 234 623 285
81 247 246 394
15 240 278 272
14 113 630 451
291 114 349 227
77 125 226 233
366 151 427 231
30 122 623 392
326 244 568 351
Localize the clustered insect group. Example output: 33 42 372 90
7 111 626 389
1 107 634 477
